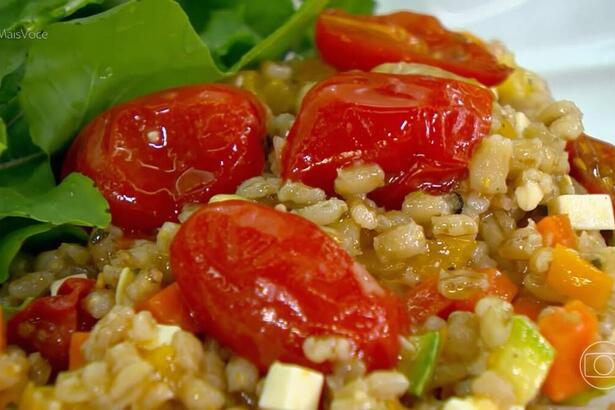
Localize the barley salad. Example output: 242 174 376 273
1 1 615 409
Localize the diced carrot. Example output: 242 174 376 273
513 294 547 321
454 268 519 311
546 245 613 310
404 277 454 328
68 331 90 370
537 214 577 248
137 283 201 333
539 300 598 402
0 309 6 354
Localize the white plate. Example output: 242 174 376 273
379 0 615 144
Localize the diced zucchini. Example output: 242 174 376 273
488 315 555 405
549 194 615 230
258 361 324 410
398 331 441 396
562 388 605 406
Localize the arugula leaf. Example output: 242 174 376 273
200 8 262 68
0 220 88 283
240 0 296 38
328 0 376 14
0 171 110 226
0 62 30 161
19 0 224 155
232 0 329 71
0 39 28 82
0 118 6 156
0 0 103 32
0 154 54 194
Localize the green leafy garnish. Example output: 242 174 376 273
198 0 295 69
231 0 328 71
0 39 28 83
0 220 88 283
328 0 376 14
0 0 103 32
0 118 6 156
0 172 110 227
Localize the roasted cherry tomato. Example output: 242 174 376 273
170 201 406 372
7 278 95 372
315 10 512 86
567 134 615 210
281 72 493 209
62 84 267 233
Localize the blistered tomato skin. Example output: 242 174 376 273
315 10 512 86
281 72 493 209
170 200 405 372
567 134 615 210
62 84 267 234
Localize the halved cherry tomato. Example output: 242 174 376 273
170 201 406 372
315 10 512 86
62 84 267 234
567 134 615 211
281 72 493 208
7 278 95 372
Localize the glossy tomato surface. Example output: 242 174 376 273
62 84 267 233
170 201 406 372
7 278 95 372
567 134 615 210
315 10 511 86
281 72 493 209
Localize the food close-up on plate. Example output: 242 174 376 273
1 0 615 409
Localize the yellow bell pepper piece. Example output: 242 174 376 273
546 245 613 309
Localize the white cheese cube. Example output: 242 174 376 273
50 274 88 296
443 397 499 410
258 362 324 410
549 194 615 230
140 325 182 350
